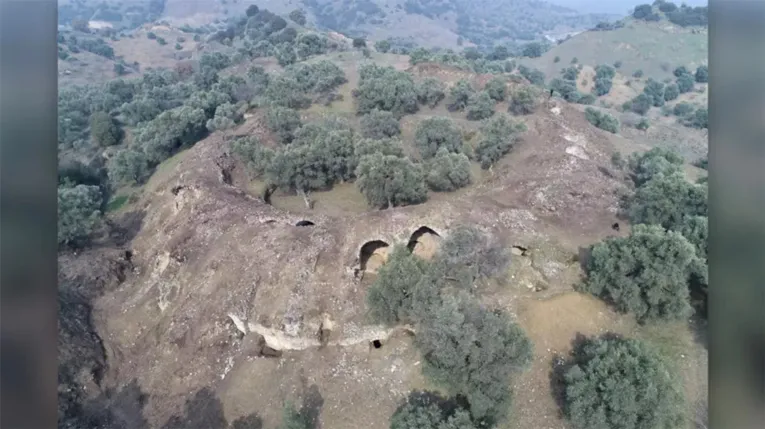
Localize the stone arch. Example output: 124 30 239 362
296 220 315 227
407 226 442 260
359 240 390 273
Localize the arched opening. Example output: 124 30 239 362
407 226 442 260
511 245 529 256
296 220 315 227
371 340 382 349
359 240 390 273
611 222 620 231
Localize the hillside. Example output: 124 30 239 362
522 17 707 80
58 4 708 429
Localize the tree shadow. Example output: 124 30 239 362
394 390 469 421
576 246 592 272
161 388 227 429
80 379 150 429
300 384 325 429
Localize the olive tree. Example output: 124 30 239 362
416 292 533 424
360 109 401 139
107 149 151 185
231 136 275 179
355 152 428 209
266 106 302 143
582 224 698 322
447 79 475 111
466 91 496 121
390 392 476 429
562 335 685 429
90 111 121 146
417 78 446 108
475 114 526 169
584 107 619 134
367 245 430 325
484 77 507 101
626 147 684 186
436 224 511 283
414 117 463 159
425 148 472 192
627 173 708 231
508 86 538 115
356 64 419 117
58 185 103 247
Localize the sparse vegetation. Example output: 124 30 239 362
58 184 103 248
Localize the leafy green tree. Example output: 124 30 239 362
577 94 596 105
206 102 243 132
627 172 708 230
627 147 684 186
231 136 274 179
475 114 526 169
89 111 121 147
518 65 546 86
107 149 151 186
584 108 619 133
624 93 651 115
276 46 297 67
353 37 367 48
694 65 708 83
355 153 428 209
676 73 695 93
354 138 405 159
266 106 302 143
614 60 623 68
416 292 533 423
135 105 207 164
356 64 419 117
463 47 482 60
414 117 463 159
663 84 679 101
436 224 511 283
295 33 329 59
684 107 707 129
484 77 507 101
642 78 665 107
417 78 446 108
583 224 697 322
375 39 391 53
447 79 475 111
466 91 496 120
521 42 543 58
508 86 538 115
594 78 612 96
561 67 579 81
246 5 259 17
390 393 476 429
266 75 311 109
360 109 401 139
58 185 103 247
636 118 650 131
288 9 307 25
425 148 472 192
550 78 581 102
562 335 685 429
367 245 430 325
595 64 616 79
673 65 690 78
489 45 510 61
673 102 694 117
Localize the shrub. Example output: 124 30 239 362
352 37 367 48
425 149 472 192
583 224 697 322
157 37 167 45
663 84 679 101
676 73 695 93
594 78 612 96
695 65 708 83
147 32 156 39
684 107 708 129
628 172 708 232
231 136 274 179
416 292 533 423
550 78 581 102
288 9 307 25
632 69 644 78
360 109 401 139
554 56 560 63
89 111 121 147
673 66 690 78
521 41 543 58
571 57 578 64
206 102 243 132
636 118 650 130
246 5 259 17
367 245 430 325
417 78 446 108
355 152 428 209
577 94 596 105
375 39 391 53
562 335 685 429
673 102 694 117
414 117 463 159
508 86 538 115
58 185 103 247
466 91 495 121
390 393 476 429
584 108 619 133
642 79 665 107
560 67 579 81
484 77 507 101
517 65 545 86
436 224 511 283
475 114 526 169
447 79 475 111
614 60 623 68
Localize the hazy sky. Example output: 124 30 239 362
547 0 708 15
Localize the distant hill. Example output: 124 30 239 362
522 17 707 80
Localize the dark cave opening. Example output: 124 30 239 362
372 340 382 349
296 220 315 227
612 222 620 231
406 226 441 252
359 240 391 272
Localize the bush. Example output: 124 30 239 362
416 292 532 423
374 39 391 53
673 66 691 78
627 172 708 230
246 5 259 17
356 64 419 117
594 78 612 96
58 185 103 247
663 84 679 101
658 1 679 13
614 60 623 68
517 65 545 86
277 401 311 429
475 114 526 169
417 78 446 108
627 147 684 186
562 335 685 429
147 32 156 40
231 136 274 179
583 224 697 322
571 57 578 64
367 245 430 325
390 393 476 429
508 86 538 115
584 108 619 133
436 225 511 283
676 73 695 93
414 117 463 159
447 79 475 111
265 107 302 144
466 91 495 121
89 111 121 147
632 69 644 78
206 102 243 132
134 106 208 164
355 152 428 209
484 77 507 101
425 149 472 192
550 78 581 102
288 9 307 25
642 78 665 107
576 94 596 105
352 37 367 48
636 118 650 130
360 109 401 139
684 107 708 129
673 102 694 117
157 37 167 46
695 65 708 83
521 42 543 58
